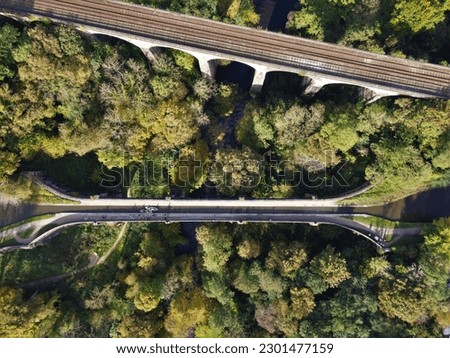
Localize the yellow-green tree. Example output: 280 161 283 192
170 139 210 193
391 0 450 33
209 147 261 196
265 241 308 279
419 218 450 327
115 312 163 338
237 237 261 259
362 256 391 279
378 275 428 324
290 287 316 320
0 287 60 337
310 246 351 288
164 288 214 337
196 224 233 273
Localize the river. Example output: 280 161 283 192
215 0 298 90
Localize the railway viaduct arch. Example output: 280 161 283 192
1 0 449 102
58 26 404 102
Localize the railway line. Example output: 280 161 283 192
1 0 449 98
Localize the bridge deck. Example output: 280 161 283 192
1 0 450 98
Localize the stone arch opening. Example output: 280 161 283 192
261 71 305 96
310 83 361 103
86 33 151 59
160 48 201 77
214 60 255 91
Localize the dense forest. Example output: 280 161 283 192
0 0 449 338
0 218 449 337
0 1 449 201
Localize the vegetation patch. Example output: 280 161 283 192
351 216 425 230
0 224 121 284
0 236 17 248
17 228 34 240
0 176 76 204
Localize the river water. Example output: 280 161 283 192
215 0 298 90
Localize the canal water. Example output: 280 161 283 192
361 186 450 222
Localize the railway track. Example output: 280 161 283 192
1 0 449 98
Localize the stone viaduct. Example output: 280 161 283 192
1 0 450 102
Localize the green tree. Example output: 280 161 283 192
125 274 164 312
84 284 117 310
275 102 325 148
203 273 236 306
193 78 218 101
288 134 341 172
320 111 360 153
265 241 308 279
0 24 20 80
170 0 220 19
232 262 261 294
196 224 233 273
1 24 97 167
99 52 199 167
257 268 287 299
196 305 245 337
419 218 450 327
170 139 210 193
162 256 195 299
212 83 238 116
391 0 450 33
286 0 352 41
209 147 261 196
421 217 450 272
327 277 378 337
310 246 351 288
365 138 434 189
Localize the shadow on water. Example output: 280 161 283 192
266 0 299 31
215 0 299 90
177 223 199 255
254 0 299 31
358 187 450 222
215 62 254 91
253 0 277 28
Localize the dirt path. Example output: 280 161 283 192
18 223 128 290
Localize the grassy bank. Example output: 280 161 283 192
351 215 425 230
0 224 122 284
340 175 450 206
0 176 77 204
